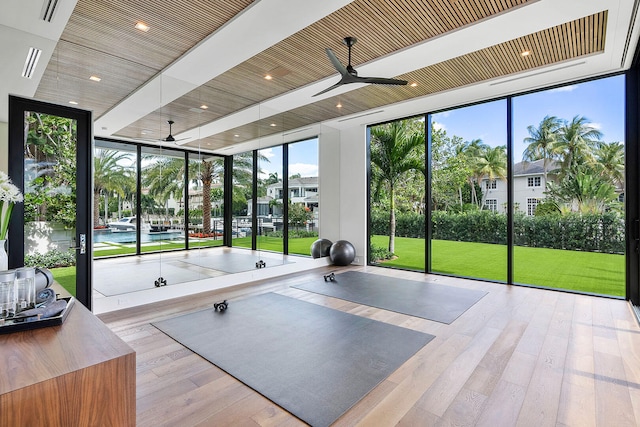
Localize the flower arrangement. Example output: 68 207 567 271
0 172 23 241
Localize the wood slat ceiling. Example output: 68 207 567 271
35 0 253 117
113 0 531 139
182 11 607 149
31 0 604 153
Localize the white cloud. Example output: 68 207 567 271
289 163 318 177
590 122 603 130
549 84 578 93
432 121 446 132
260 148 275 158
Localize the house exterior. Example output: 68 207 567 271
481 159 557 215
249 176 319 216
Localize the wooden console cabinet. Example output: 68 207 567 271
0 301 136 426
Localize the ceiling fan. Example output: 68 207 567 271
161 120 189 142
313 37 408 97
136 120 190 143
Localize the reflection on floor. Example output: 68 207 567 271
93 247 325 314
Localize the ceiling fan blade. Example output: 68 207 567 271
325 48 348 76
312 81 344 97
357 77 408 86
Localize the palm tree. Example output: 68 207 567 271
199 159 220 234
595 141 625 193
475 145 507 207
370 119 425 253
555 115 602 173
522 115 562 183
94 149 134 228
462 139 488 206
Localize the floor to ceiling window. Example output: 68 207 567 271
369 117 426 270
430 100 508 282
232 151 254 249
187 152 225 249
257 145 283 253
93 140 137 258
287 137 319 256
512 76 625 296
139 146 186 254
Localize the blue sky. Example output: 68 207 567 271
432 74 625 161
258 138 318 178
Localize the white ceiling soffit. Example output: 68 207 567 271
0 0 78 121
176 0 633 145
94 0 355 136
208 0 639 154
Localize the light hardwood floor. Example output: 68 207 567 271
97 265 640 426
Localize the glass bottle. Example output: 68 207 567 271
15 267 36 312
0 270 17 319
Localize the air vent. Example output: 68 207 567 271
337 110 384 122
22 47 42 79
41 0 60 22
284 127 312 136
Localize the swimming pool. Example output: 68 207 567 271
94 230 183 244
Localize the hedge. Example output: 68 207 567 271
370 210 625 254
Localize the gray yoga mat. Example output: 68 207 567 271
153 292 434 427
93 260 220 296
181 252 293 273
293 271 487 324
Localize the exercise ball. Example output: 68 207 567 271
329 240 356 266
311 238 333 259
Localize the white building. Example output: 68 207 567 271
481 159 557 215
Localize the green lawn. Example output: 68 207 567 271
371 235 625 297
49 266 76 296
232 236 316 256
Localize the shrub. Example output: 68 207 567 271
369 244 394 263
371 208 625 254
25 249 76 268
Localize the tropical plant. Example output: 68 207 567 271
24 113 78 228
94 149 134 228
475 145 507 206
546 166 617 213
594 141 624 193
554 115 602 173
370 119 425 253
522 115 563 183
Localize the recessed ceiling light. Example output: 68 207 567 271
410 82 418 87
264 74 273 80
234 134 240 137
69 101 78 105
89 75 101 82
270 123 277 127
521 50 531 57
135 21 149 32
200 104 208 110
336 102 342 108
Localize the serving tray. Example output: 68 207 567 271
0 297 75 335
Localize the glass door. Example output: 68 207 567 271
8 96 92 309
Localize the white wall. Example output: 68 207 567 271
0 121 7 174
318 124 368 266
318 127 340 242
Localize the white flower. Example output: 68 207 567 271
0 172 23 203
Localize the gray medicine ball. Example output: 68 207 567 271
329 240 356 266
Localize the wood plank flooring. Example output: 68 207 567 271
97 266 640 426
